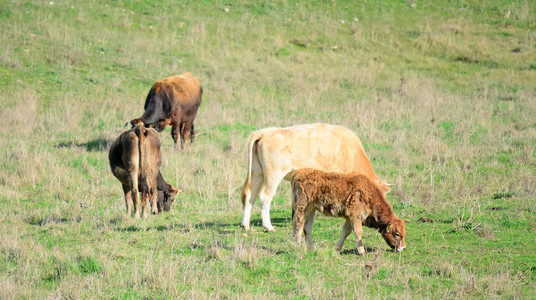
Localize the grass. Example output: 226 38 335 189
1 0 535 298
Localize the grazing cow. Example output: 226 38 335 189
109 123 179 218
291 168 406 254
130 72 203 150
240 123 390 233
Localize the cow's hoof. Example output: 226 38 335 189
262 224 275 232
357 246 366 255
242 232 249 237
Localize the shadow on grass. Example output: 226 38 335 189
248 217 291 229
56 138 110 152
339 245 391 256
114 222 192 233
155 223 190 232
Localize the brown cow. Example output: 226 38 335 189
109 123 179 218
291 168 406 254
130 72 202 150
240 123 390 233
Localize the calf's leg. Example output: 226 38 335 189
335 219 353 252
303 210 316 250
292 207 306 247
351 219 366 255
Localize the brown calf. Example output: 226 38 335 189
109 124 178 218
291 169 406 254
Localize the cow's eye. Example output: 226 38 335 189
395 233 400 238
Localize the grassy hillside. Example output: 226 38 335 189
1 0 535 298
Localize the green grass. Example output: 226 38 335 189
1 0 535 298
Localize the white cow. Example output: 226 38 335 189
240 123 389 233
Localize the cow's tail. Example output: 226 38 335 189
135 123 149 193
241 132 262 206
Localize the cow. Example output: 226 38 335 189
240 123 390 233
291 168 406 254
130 72 203 150
109 123 179 218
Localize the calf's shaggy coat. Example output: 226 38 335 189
291 169 406 254
109 124 178 218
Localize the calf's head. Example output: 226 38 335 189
380 217 406 252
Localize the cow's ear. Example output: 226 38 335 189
379 180 392 193
130 119 143 127
167 185 180 198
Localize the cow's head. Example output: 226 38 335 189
156 185 180 212
380 217 406 252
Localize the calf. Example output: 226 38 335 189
109 123 179 218
291 169 406 254
130 72 202 150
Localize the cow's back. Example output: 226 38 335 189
256 124 378 182
162 72 202 107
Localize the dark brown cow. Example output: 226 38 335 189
291 168 406 254
130 72 202 150
109 123 179 218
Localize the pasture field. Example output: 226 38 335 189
1 0 535 298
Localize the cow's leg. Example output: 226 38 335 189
181 120 194 148
150 187 158 214
240 173 263 232
258 175 284 232
129 176 140 219
351 219 366 255
335 219 353 252
141 192 149 219
171 122 181 151
303 209 316 250
122 184 132 216
190 123 195 143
